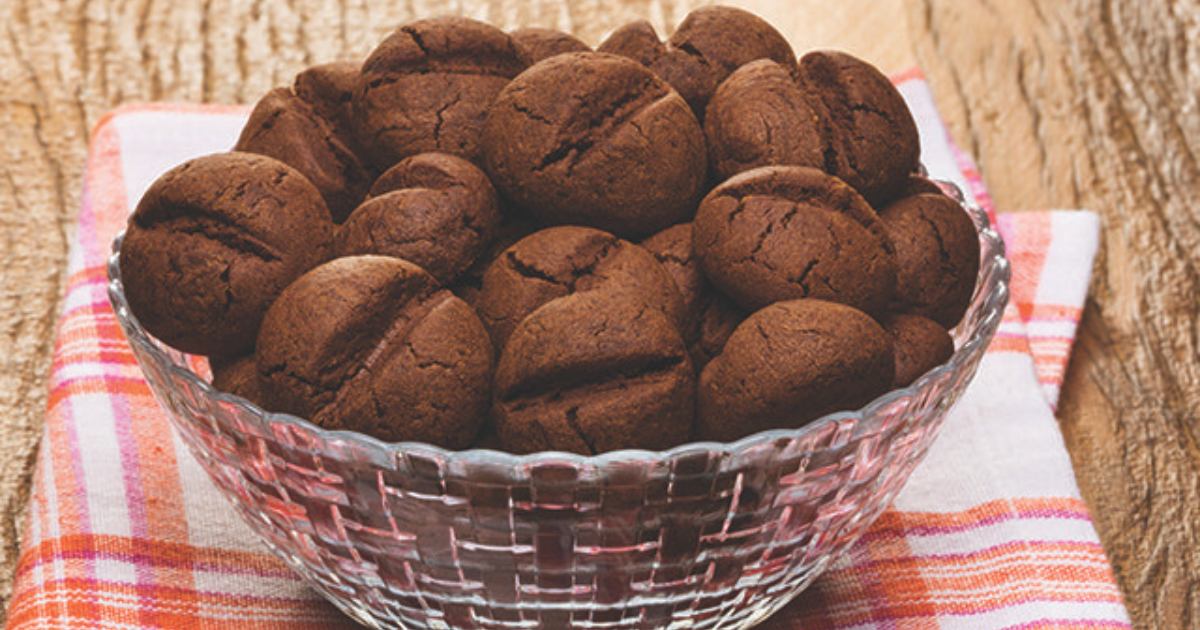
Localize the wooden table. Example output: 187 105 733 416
1 0 1196 627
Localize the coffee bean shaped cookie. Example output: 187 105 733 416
120 152 334 358
235 88 372 223
481 52 706 238
882 313 954 387
703 51 920 203
353 17 527 169
336 153 501 284
641 223 744 368
293 61 360 142
880 192 980 327
494 291 695 454
693 165 896 314
511 27 590 64
798 51 920 203
210 354 266 407
697 299 894 442
475 226 685 350
599 6 797 118
704 60 825 184
256 256 492 447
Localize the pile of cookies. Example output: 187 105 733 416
119 6 979 455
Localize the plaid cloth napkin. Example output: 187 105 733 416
6 70 1130 629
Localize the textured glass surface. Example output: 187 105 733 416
107 184 1009 630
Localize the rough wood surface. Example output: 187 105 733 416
0 0 1194 627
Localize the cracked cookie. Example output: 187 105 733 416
475 226 685 350
352 17 527 169
493 290 694 454
692 165 897 314
480 52 706 238
236 86 372 223
882 313 954 387
704 60 825 184
880 192 980 327
336 152 501 284
697 299 894 441
210 354 266 407
120 152 334 358
641 223 744 368
511 27 590 64
798 51 920 203
598 6 797 119
703 50 920 202
256 255 492 446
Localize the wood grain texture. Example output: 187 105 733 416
0 0 1194 628
912 1 1200 628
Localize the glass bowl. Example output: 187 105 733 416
107 185 1009 630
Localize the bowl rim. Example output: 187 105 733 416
107 180 1010 467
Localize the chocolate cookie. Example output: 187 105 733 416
353 17 527 169
293 61 360 142
235 88 372 223
692 166 896 314
879 192 980 327
703 51 920 202
697 299 894 442
511 27 590 64
493 290 694 454
598 6 797 118
120 152 334 358
480 52 706 238
337 153 501 284
798 51 920 202
704 60 825 183
256 256 492 447
641 223 743 367
882 313 954 387
475 226 685 349
210 355 266 406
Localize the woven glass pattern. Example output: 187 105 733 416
107 188 1009 630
